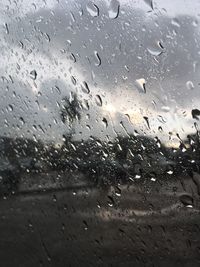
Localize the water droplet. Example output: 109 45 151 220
108 0 120 19
143 0 154 9
157 115 167 124
71 76 77 85
102 117 108 127
19 117 25 125
44 32 51 42
70 53 76 63
86 2 99 17
30 70 37 80
94 51 101 66
52 194 57 202
167 170 173 175
4 23 9 34
179 194 193 208
135 78 146 93
114 186 121 197
186 81 194 90
83 220 88 230
95 95 102 106
147 41 164 56
81 81 90 94
171 18 180 28
8 104 13 112
161 106 170 112
54 86 61 95
143 116 150 129
107 195 115 207
135 174 141 179
192 109 200 120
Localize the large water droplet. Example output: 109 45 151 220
102 117 108 127
186 81 194 90
143 116 150 129
135 78 146 93
114 186 121 197
143 0 154 10
107 195 115 207
4 23 9 34
147 41 164 56
81 81 90 94
93 51 101 66
30 70 37 80
179 194 194 208
19 117 25 125
95 95 102 106
8 104 13 112
171 18 180 28
83 220 88 230
70 53 76 63
192 109 200 120
86 2 99 17
71 76 77 85
108 0 120 19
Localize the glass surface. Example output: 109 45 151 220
0 0 200 266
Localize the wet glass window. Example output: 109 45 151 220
0 0 200 266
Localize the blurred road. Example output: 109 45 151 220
0 174 200 267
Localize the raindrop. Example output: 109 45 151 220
192 109 200 120
102 117 108 127
19 117 25 125
83 220 88 230
95 95 102 106
54 86 61 95
30 70 37 80
82 99 90 110
161 106 170 112
167 170 173 175
108 0 120 19
107 195 115 207
81 81 90 94
52 194 57 202
143 0 154 10
94 51 101 66
8 104 13 112
157 115 167 123
135 78 146 93
115 186 121 197
171 18 180 28
155 137 161 148
147 47 162 56
71 76 77 85
4 23 9 34
70 11 76 22
186 81 194 90
44 33 51 42
179 194 193 208
86 2 99 17
147 41 164 56
143 116 150 129
70 53 76 63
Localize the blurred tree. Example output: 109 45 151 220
60 92 81 135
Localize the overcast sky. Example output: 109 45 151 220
1 0 200 147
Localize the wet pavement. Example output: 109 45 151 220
0 174 200 267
